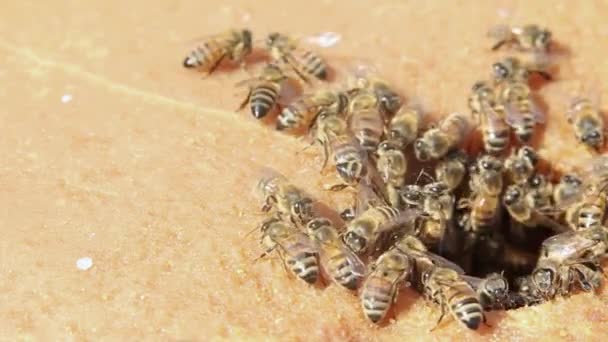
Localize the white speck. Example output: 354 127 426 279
61 94 72 103
76 257 93 270
306 32 341 48
497 8 511 18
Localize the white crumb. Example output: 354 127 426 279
61 94 73 103
306 32 341 48
76 257 93 270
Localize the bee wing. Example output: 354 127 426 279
377 208 420 235
484 104 508 130
461 275 483 290
319 240 367 277
541 230 601 261
276 230 319 257
423 251 466 274
529 98 546 124
503 102 525 127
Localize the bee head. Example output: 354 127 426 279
527 173 545 189
400 185 423 206
424 182 448 196
343 231 366 254
492 62 510 81
582 130 603 148
484 273 509 300
306 217 330 232
503 186 522 205
260 217 280 233
414 139 429 161
292 198 313 222
536 30 552 50
519 146 538 165
563 174 582 186
532 268 555 294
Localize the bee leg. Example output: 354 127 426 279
261 196 276 212
320 141 330 170
286 59 311 85
327 183 348 192
237 88 253 112
205 53 227 77
482 313 491 328
491 40 507 51
430 304 447 332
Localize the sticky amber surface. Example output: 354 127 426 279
1 0 608 340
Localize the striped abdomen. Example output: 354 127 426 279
295 50 327 80
332 137 367 185
183 40 226 70
361 274 398 323
577 200 605 230
325 251 362 290
283 239 319 284
482 126 510 153
250 82 280 119
446 285 484 330
276 98 316 131
351 109 384 151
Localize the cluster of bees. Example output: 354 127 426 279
183 25 608 331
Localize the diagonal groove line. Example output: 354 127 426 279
0 39 268 132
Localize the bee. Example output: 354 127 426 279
360 246 414 323
258 217 319 284
469 155 504 196
420 264 485 330
504 146 538 185
499 80 545 142
463 273 510 311
491 56 552 84
237 64 286 119
553 174 583 209
435 150 468 192
458 191 501 244
503 184 565 232
343 205 417 255
566 97 605 150
266 32 328 83
256 170 314 225
532 227 608 298
376 140 408 207
513 275 544 306
422 182 455 221
469 82 510 154
347 68 403 117
183 29 253 74
488 24 552 52
525 173 554 211
277 89 349 131
348 90 385 151
414 113 471 161
386 105 421 149
565 189 607 231
306 218 366 290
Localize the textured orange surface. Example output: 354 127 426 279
1 0 608 340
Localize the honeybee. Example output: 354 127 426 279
566 97 605 150
503 184 565 232
277 89 349 131
183 29 253 74
237 64 286 119
463 273 510 310
565 189 607 231
504 146 538 185
532 227 608 298
488 24 552 52
266 32 328 83
458 191 501 244
348 90 385 151
525 173 554 211
360 246 414 323
435 150 468 192
553 174 583 209
306 218 366 290
491 56 552 84
414 113 471 161
469 82 510 154
469 155 504 196
499 80 545 142
422 182 455 221
376 140 408 207
258 217 319 284
343 205 417 255
347 68 403 117
419 264 485 330
387 105 422 148
256 170 314 225
513 275 544 306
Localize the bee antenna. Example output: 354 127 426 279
415 169 435 184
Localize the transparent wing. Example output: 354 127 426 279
503 102 525 127
423 251 466 274
483 104 508 131
528 98 546 123
319 240 367 279
305 32 342 48
487 24 511 39
377 208 421 235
